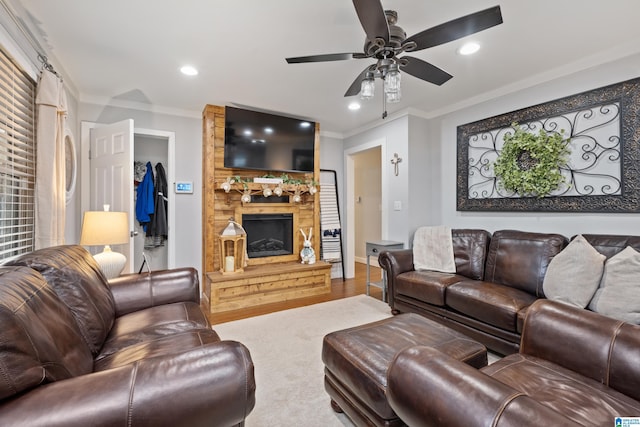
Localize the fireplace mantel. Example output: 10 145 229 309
202 105 327 313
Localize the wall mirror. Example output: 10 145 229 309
64 127 77 204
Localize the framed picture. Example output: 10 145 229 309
456 77 640 212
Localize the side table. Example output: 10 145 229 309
366 240 403 302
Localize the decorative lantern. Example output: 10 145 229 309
218 217 246 275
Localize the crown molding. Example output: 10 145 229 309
80 94 202 119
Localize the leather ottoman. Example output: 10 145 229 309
322 313 487 426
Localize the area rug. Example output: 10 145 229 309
213 295 393 426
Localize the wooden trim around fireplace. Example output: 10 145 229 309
236 204 300 265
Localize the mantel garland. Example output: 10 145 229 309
456 77 640 212
219 173 318 203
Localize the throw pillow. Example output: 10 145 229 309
588 246 640 324
542 235 605 308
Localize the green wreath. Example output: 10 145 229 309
493 123 570 198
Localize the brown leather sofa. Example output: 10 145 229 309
379 229 568 355
386 299 640 426
380 230 640 356
0 245 256 426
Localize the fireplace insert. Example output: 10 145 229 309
242 213 294 258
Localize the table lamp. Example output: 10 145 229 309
80 208 129 279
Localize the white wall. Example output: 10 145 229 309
342 116 409 277
430 52 640 236
407 115 438 239
344 115 410 245
79 102 201 270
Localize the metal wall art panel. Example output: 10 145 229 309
456 77 640 212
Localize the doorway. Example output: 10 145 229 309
132 133 171 272
344 138 387 278
80 122 176 274
353 147 382 264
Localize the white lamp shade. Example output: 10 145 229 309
80 211 129 279
80 211 129 246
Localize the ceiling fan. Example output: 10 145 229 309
286 1 503 116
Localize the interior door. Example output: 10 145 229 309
89 119 134 274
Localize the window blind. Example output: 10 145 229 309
0 48 36 260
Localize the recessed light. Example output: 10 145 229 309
180 65 198 76
458 42 480 56
348 102 361 110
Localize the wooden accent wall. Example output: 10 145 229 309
202 105 321 280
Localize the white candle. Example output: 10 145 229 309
225 255 235 272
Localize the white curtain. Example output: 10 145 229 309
35 69 67 249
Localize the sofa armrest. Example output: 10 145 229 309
0 341 255 427
520 299 640 395
108 267 200 316
378 249 413 307
387 346 574 427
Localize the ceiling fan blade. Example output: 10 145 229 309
352 0 389 43
344 65 375 97
400 56 453 86
286 53 362 64
405 6 503 51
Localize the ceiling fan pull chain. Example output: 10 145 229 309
382 85 388 119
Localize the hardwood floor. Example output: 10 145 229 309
207 262 384 325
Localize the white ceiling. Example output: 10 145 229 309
15 0 640 135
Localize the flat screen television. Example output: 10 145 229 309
224 106 316 173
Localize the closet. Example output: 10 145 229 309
133 134 169 272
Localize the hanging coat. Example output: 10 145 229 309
136 162 155 231
146 162 168 247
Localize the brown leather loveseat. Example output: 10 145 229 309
386 299 640 426
0 245 256 426
379 229 567 355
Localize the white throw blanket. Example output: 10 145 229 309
413 226 456 273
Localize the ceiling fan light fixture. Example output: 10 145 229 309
383 63 401 101
386 87 401 103
360 73 375 100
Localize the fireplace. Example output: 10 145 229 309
242 213 294 258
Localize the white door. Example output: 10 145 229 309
89 119 135 274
